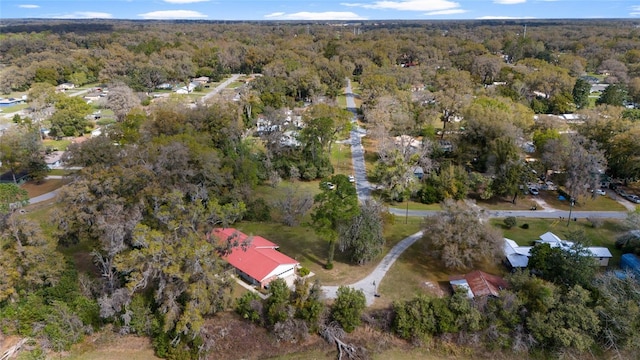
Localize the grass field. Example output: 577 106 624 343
537 190 627 211
21 178 68 198
63 327 159 360
43 138 72 151
331 142 354 175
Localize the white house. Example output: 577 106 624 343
504 231 612 268
44 151 64 169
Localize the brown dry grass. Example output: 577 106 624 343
63 326 159 360
21 178 68 198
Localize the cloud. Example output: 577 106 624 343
493 0 526 4
18 4 40 8
138 10 208 19
264 11 366 20
163 0 210 3
476 15 535 19
632 5 640 16
54 12 113 19
341 0 460 12
425 9 467 15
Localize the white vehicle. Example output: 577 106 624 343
592 189 606 196
348 175 355 183
529 188 539 195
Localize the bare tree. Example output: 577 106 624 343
272 185 314 227
320 322 365 360
106 82 140 122
422 199 503 271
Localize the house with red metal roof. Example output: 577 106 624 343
449 270 508 298
211 228 300 288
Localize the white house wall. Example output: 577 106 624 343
261 264 297 283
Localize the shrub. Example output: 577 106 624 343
504 216 517 229
588 217 604 228
298 267 310 277
521 223 529 229
235 292 263 324
332 286 366 333
325 262 334 270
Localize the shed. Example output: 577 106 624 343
449 270 508 298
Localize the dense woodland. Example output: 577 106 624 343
1 19 640 359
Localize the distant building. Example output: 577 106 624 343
44 151 64 169
449 270 508 298
503 231 613 269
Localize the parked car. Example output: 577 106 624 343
529 187 539 195
324 182 336 190
616 188 629 197
626 194 640 204
348 175 355 183
592 189 606 196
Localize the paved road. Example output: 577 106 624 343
345 79 373 203
200 74 242 104
322 231 424 306
388 207 628 220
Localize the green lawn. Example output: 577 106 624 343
336 94 347 108
538 190 627 211
0 102 29 114
331 143 353 175
236 215 423 287
43 138 72 151
227 81 244 88
390 200 442 211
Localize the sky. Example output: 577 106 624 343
1 0 639 21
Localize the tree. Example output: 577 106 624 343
422 200 503 271
271 185 314 227
563 135 607 200
264 278 292 326
106 83 140 122
48 95 92 137
572 78 591 109
114 192 233 341
310 174 359 268
291 279 324 332
542 134 606 200
62 135 122 168
338 199 386 265
597 84 628 106
608 127 640 180
527 285 600 352
0 183 28 214
300 104 352 158
332 286 366 333
593 272 640 352
433 68 474 139
0 127 47 183
528 241 597 289
0 214 65 303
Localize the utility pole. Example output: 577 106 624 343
566 198 575 226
